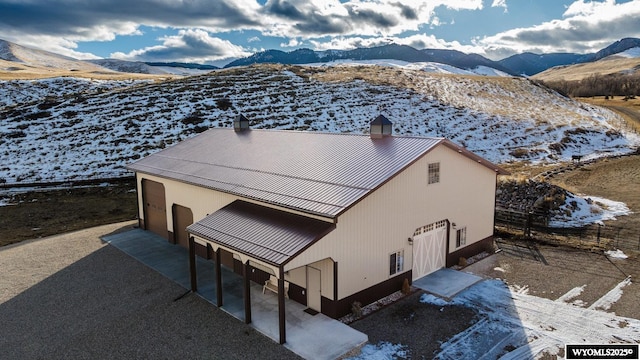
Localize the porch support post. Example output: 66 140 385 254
278 267 286 344
215 248 223 307
243 261 252 324
188 236 197 292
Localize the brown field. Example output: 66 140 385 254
579 95 640 132
0 181 138 247
532 57 640 82
549 154 640 236
0 59 174 81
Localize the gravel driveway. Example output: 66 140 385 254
0 222 300 360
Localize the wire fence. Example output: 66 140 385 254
495 209 640 251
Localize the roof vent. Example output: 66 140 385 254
370 115 392 138
234 114 250 132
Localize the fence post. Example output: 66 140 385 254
525 212 533 238
597 224 601 245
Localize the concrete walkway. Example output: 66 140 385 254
102 228 367 360
412 268 483 299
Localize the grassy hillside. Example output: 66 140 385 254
532 57 640 82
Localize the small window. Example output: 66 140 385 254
389 250 404 276
456 227 467 248
428 162 440 184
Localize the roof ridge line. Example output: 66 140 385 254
152 153 372 191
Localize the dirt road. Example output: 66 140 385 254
608 104 640 129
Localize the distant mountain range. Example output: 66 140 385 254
224 44 518 74
226 38 640 76
500 37 640 76
1 37 639 78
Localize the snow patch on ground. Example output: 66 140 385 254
416 279 640 360
555 285 586 304
0 198 14 207
348 278 601 359
588 276 632 311
348 342 408 360
419 293 450 307
606 249 629 259
549 194 632 227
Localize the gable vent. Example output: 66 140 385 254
370 115 392 138
234 114 250 132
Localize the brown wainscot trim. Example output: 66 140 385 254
321 271 412 319
195 242 208 259
287 282 306 306
248 266 271 287
446 235 494 267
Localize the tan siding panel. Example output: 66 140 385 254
286 145 498 300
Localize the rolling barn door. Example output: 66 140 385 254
412 220 447 280
142 179 168 239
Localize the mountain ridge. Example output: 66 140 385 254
2 37 640 78
224 44 517 75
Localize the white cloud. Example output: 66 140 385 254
280 38 301 47
310 33 484 54
478 0 640 59
2 0 639 64
260 0 484 38
0 19 142 60
111 29 252 62
491 0 508 13
0 32 101 60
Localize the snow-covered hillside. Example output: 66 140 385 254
0 64 638 184
0 77 153 107
87 59 168 75
313 59 511 77
87 59 212 76
616 47 640 58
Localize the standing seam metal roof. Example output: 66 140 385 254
186 200 336 266
127 128 494 218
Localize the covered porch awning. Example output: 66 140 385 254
185 200 336 345
187 200 336 268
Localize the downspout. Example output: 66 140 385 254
134 174 142 229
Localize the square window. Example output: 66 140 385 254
428 162 440 184
389 250 404 276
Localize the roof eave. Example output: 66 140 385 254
439 139 510 176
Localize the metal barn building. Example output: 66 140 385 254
127 115 507 344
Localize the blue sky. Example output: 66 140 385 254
1 0 639 66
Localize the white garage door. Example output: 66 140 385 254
412 220 447 280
